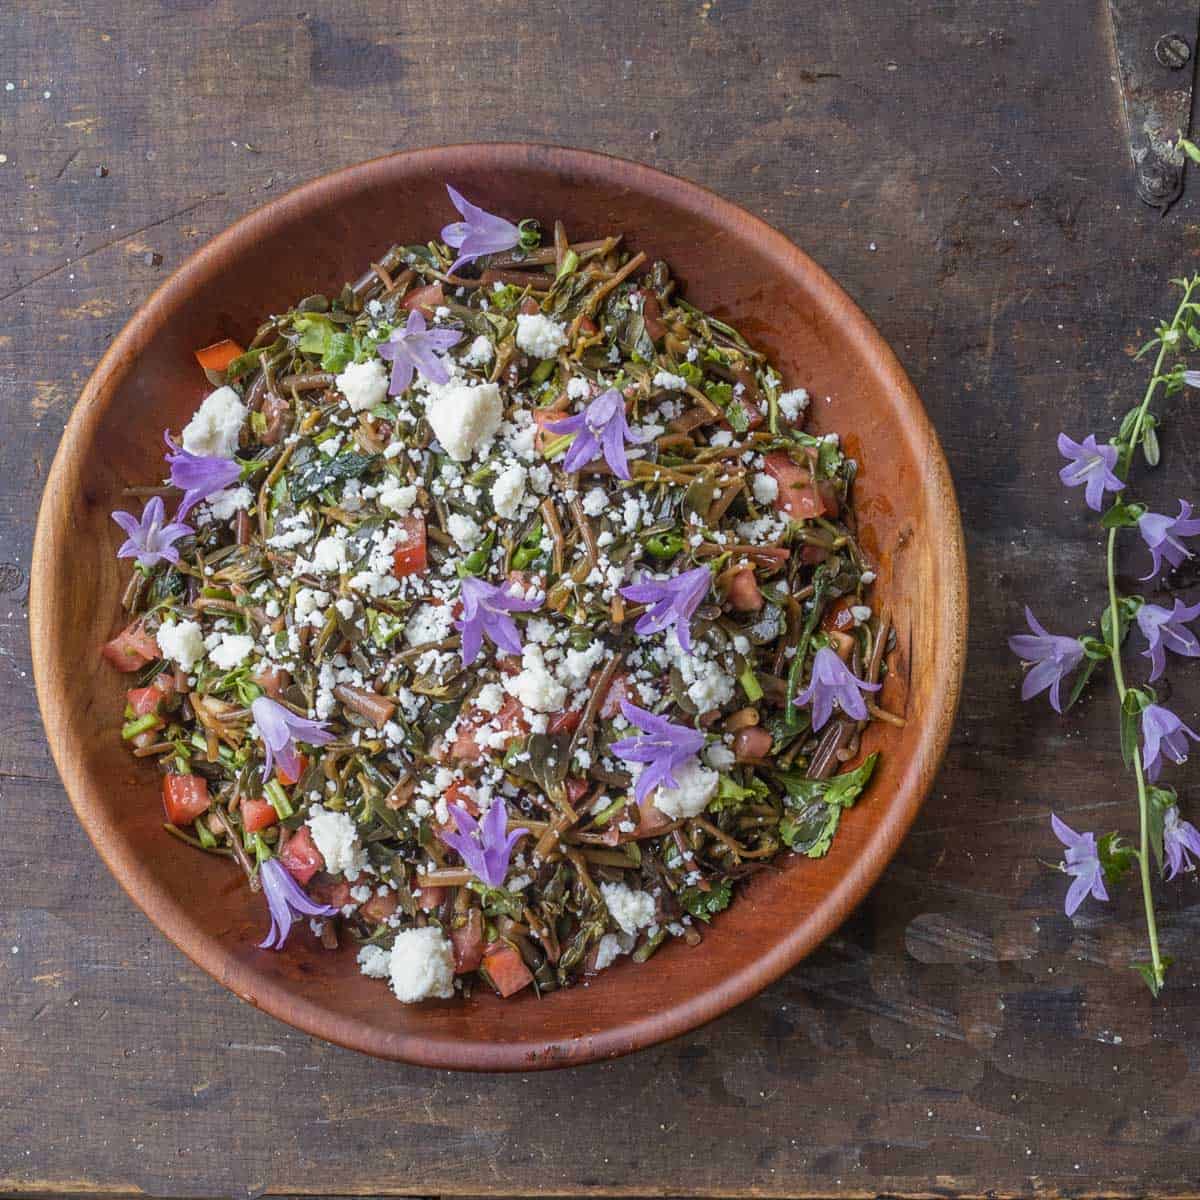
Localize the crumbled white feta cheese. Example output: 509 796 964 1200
581 486 607 517
504 645 568 712
653 758 719 819
378 483 418 515
207 633 254 670
778 387 810 421
424 380 503 461
464 334 494 366
306 806 366 876
181 386 246 458
388 927 455 1003
752 474 779 505
600 881 656 936
653 370 689 392
357 943 391 979
204 485 253 522
405 603 452 647
476 682 505 714
704 743 737 770
566 376 591 401
446 512 482 550
560 640 605 687
311 536 348 574
491 464 527 519
335 359 389 413
515 312 567 359
156 619 205 671
593 933 624 971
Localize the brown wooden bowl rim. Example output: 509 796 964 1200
30 142 968 1070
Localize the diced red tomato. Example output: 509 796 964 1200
638 291 666 342
733 726 773 763
450 696 529 761
126 686 162 717
275 753 308 788
518 296 541 316
547 708 582 736
416 884 448 912
597 671 631 720
763 452 837 520
241 798 278 833
360 889 398 924
391 514 428 578
102 619 160 673
194 338 244 373
633 804 675 838
310 875 354 910
451 908 485 974
820 598 856 635
577 315 599 337
565 776 590 807
724 568 763 612
482 942 534 998
533 406 568 451
162 775 211 825
279 825 324 885
402 283 444 314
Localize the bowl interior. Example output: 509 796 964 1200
31 144 966 1069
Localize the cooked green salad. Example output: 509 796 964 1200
102 185 898 1004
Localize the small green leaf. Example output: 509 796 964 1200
289 450 377 503
1179 136 1200 164
678 879 733 922
1101 501 1146 529
1097 832 1136 886
1132 958 1171 997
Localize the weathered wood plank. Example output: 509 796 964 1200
3 0 1200 1196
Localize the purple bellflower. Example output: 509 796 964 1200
1138 500 1200 580
164 432 242 518
610 699 707 806
377 307 463 396
441 185 523 275
1050 813 1109 917
454 576 542 667
1141 702 1200 782
251 696 335 782
1184 369 1200 388
257 857 337 950
795 646 881 731
546 388 645 481
1163 806 1200 879
619 566 711 655
1137 598 1200 682
1008 606 1086 713
112 495 193 568
1057 432 1123 512
438 799 528 888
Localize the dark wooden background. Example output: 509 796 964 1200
4 1 1200 1196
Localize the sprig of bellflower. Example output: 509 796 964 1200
1010 266 1200 996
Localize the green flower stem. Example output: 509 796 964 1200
1104 278 1197 993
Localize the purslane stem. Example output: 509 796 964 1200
1105 278 1196 991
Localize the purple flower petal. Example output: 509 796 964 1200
793 646 881 731
1141 703 1200 782
258 858 337 950
1138 501 1200 580
1164 806 1200 879
1137 598 1200 682
251 696 335 782
438 798 528 888
164 433 243 518
609 699 706 806
547 388 642 481
1008 606 1085 713
453 577 542 667
441 185 523 274
111 494 193 569
1050 812 1108 917
619 567 711 655
378 306 463 397
1057 432 1123 512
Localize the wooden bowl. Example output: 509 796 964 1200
31 144 967 1070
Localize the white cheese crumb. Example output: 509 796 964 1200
424 380 503 461
600 882 656 936
181 386 246 458
515 312 567 359
653 758 719 819
581 486 607 517
207 633 254 670
491 464 528 519
653 370 689 391
504 645 568 712
156 619 205 671
594 933 625 971
388 927 455 1003
476 682 505 714
378 483 418 515
357 944 391 979
446 512 482 550
305 806 366 876
566 376 591 400
752 474 779 505
464 334 494 366
405 603 453 647
778 387 810 421
335 359 389 413
311 535 348 574
204 485 253 522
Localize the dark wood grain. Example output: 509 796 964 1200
1 0 1199 1196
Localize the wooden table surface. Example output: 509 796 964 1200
5 2 1200 1196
